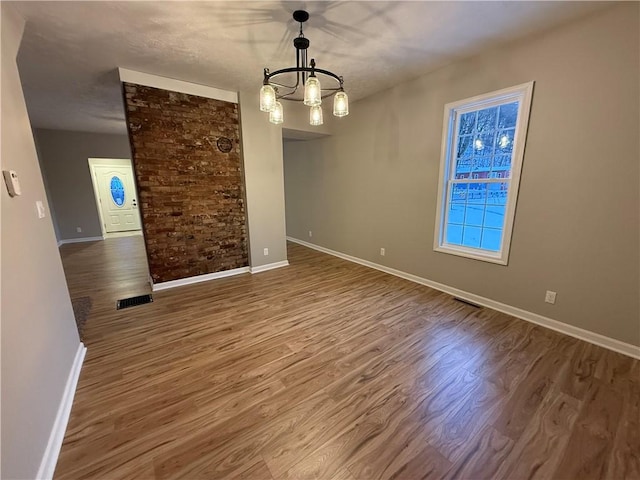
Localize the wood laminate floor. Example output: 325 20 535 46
56 237 639 480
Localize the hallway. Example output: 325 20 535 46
59 235 150 342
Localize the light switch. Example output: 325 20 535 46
36 200 46 219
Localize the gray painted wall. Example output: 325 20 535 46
239 91 288 268
35 128 132 241
282 100 335 137
1 5 81 478
33 131 62 240
284 4 640 346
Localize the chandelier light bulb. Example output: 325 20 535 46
304 76 322 107
260 84 276 112
269 101 284 124
333 91 349 117
310 105 323 126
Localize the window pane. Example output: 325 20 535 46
472 133 495 173
467 183 487 204
498 102 519 128
488 182 509 205
495 128 515 154
476 107 498 132
465 203 484 227
446 224 463 245
492 154 512 176
484 204 506 228
459 112 475 135
110 176 125 207
491 129 513 175
481 227 502 251
447 202 465 224
451 183 468 203
457 135 473 159
455 135 473 175
447 182 506 251
462 226 482 248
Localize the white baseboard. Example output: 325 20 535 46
287 236 640 360
250 260 289 274
37 342 86 480
58 236 104 246
152 266 250 291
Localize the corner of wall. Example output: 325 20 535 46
2 5 82 478
238 91 288 268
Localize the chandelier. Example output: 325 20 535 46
259 10 349 126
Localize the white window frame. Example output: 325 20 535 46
434 81 534 265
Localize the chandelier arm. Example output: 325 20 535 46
276 87 341 102
277 88 302 100
318 87 342 99
265 67 343 85
269 80 299 90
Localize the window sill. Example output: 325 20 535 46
434 244 509 265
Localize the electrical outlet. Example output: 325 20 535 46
380 247 385 256
76 227 82 233
308 230 313 237
545 290 557 304
263 248 269 256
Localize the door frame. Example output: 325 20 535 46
88 158 142 238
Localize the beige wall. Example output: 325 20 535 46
1 5 81 478
284 4 640 346
34 129 132 241
239 91 288 267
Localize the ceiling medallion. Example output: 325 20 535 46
259 10 349 126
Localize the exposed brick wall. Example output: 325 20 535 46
123 83 248 284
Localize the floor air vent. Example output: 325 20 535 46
117 294 153 310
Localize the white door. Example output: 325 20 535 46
94 165 141 233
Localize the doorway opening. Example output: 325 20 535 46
53 157 153 342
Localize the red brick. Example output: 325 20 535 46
123 83 248 284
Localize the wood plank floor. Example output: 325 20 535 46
56 237 640 480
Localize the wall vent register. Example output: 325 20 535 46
116 294 153 310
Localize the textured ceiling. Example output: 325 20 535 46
12 1 609 135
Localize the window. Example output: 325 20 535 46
434 82 534 265
110 176 125 207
